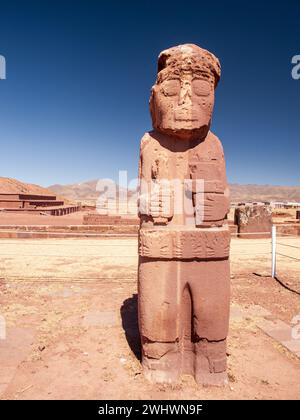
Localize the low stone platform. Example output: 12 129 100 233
83 213 139 225
1 205 80 216
276 222 300 236
0 193 80 216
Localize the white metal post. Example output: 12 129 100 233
272 225 277 278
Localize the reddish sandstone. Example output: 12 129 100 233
138 44 230 386
234 205 272 239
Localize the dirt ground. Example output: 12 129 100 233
0 236 300 400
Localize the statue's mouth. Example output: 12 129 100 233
174 109 198 122
174 116 198 122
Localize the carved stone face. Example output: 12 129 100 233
150 44 220 140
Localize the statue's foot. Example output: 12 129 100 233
195 371 228 387
143 365 180 384
141 340 181 384
194 339 228 387
142 351 180 384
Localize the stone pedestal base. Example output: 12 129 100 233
138 257 230 387
141 339 228 387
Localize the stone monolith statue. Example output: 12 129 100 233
138 44 230 386
235 204 272 238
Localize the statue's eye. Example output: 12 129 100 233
193 80 211 96
162 79 180 96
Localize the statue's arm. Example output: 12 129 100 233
138 133 173 224
138 133 152 219
194 136 230 226
218 137 230 218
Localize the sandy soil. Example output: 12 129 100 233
0 237 300 400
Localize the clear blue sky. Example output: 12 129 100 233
0 0 299 187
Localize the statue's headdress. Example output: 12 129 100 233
156 44 221 87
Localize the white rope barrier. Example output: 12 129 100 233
276 253 300 262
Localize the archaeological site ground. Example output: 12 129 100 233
1 0 300 405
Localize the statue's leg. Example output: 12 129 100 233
187 259 230 386
180 285 194 375
138 257 181 383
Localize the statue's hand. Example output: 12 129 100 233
138 181 173 219
150 181 173 219
194 193 229 223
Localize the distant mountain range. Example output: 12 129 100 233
48 179 134 205
49 179 300 204
228 183 300 203
1 177 299 204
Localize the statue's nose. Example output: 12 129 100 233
178 81 192 106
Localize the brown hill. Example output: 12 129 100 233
0 177 56 195
0 177 72 204
48 180 300 204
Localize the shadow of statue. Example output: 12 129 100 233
120 294 141 361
